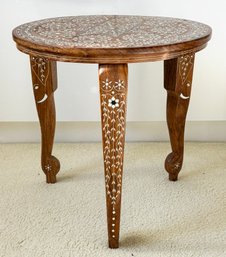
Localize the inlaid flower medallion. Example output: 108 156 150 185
44 164 52 172
108 97 119 109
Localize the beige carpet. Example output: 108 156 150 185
0 143 226 257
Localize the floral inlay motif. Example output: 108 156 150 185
174 162 181 171
102 78 113 90
179 54 195 100
108 97 119 109
30 57 49 104
179 54 194 84
31 57 49 86
45 164 51 172
115 80 125 90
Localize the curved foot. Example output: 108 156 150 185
164 54 195 180
165 152 182 182
42 155 60 184
30 56 59 183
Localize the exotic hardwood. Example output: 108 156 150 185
12 15 212 249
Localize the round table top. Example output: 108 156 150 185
13 15 212 63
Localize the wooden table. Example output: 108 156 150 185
12 15 211 248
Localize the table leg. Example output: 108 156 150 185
30 56 60 183
99 64 128 248
164 54 195 181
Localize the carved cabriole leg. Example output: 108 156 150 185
164 53 195 181
99 64 128 248
30 56 60 184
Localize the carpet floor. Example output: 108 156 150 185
0 143 226 257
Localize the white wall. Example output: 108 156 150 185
0 1 226 133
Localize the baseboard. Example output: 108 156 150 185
0 121 226 143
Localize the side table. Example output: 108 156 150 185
12 15 211 248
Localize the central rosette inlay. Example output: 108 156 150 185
108 97 119 109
